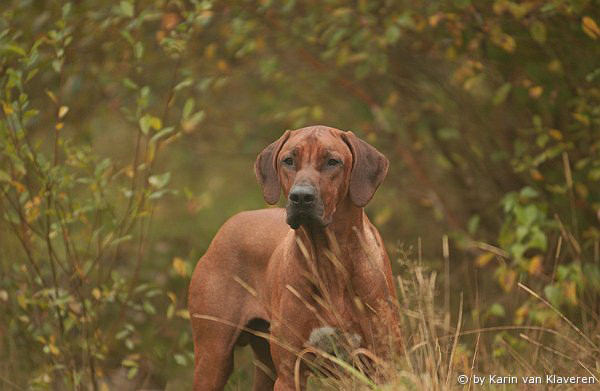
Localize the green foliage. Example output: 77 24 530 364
1 0 599 389
0 1 199 388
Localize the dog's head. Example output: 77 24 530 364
255 126 389 230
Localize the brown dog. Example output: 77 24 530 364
189 125 400 390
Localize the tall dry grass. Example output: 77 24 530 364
202 233 600 391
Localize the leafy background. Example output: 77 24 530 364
1 0 599 389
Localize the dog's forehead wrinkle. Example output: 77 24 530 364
286 139 348 164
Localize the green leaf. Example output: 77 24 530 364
183 98 195 120
493 83 512 105
139 115 161 135
385 25 401 44
149 188 177 200
134 42 144 60
467 215 480 235
174 79 193 91
526 228 547 251
437 127 460 140
149 126 176 145
1 44 27 57
127 367 138 379
519 186 538 199
120 1 134 17
544 284 562 307
583 264 600 291
174 354 187 366
487 303 506 318
122 359 138 367
510 242 526 261
142 301 156 315
148 172 171 189
530 21 547 44
116 329 129 340
515 204 537 227
123 78 139 90
0 170 10 182
107 234 133 248
139 115 151 135
182 111 205 131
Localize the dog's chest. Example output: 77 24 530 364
309 283 363 334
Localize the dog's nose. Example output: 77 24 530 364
289 185 316 206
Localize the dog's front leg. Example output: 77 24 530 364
269 287 319 391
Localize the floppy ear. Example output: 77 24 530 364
341 131 389 207
254 130 291 204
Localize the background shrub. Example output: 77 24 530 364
1 0 598 389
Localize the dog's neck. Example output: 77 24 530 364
295 197 365 273
298 197 362 243
293 197 367 307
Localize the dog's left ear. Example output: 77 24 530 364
254 130 291 204
341 131 389 207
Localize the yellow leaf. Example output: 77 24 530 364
17 294 27 309
45 89 58 104
11 180 26 193
429 13 444 27
167 291 177 304
2 102 14 115
514 304 529 325
374 206 392 226
501 35 516 52
499 269 517 292
491 26 516 52
204 43 216 59
176 309 190 319
564 281 577 305
217 60 229 72
155 30 166 43
55 122 64 130
582 16 600 40
149 116 162 131
124 165 134 178
172 257 188 277
547 60 562 73
92 288 101 300
573 112 590 125
575 182 588 199
475 252 494 267
529 86 543 99
548 129 562 140
528 255 543 275
24 196 41 223
58 105 69 119
48 343 60 356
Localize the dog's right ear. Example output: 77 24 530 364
254 130 291 204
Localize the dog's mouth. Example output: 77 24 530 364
286 205 328 230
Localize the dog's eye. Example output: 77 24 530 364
283 157 294 166
327 159 340 167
